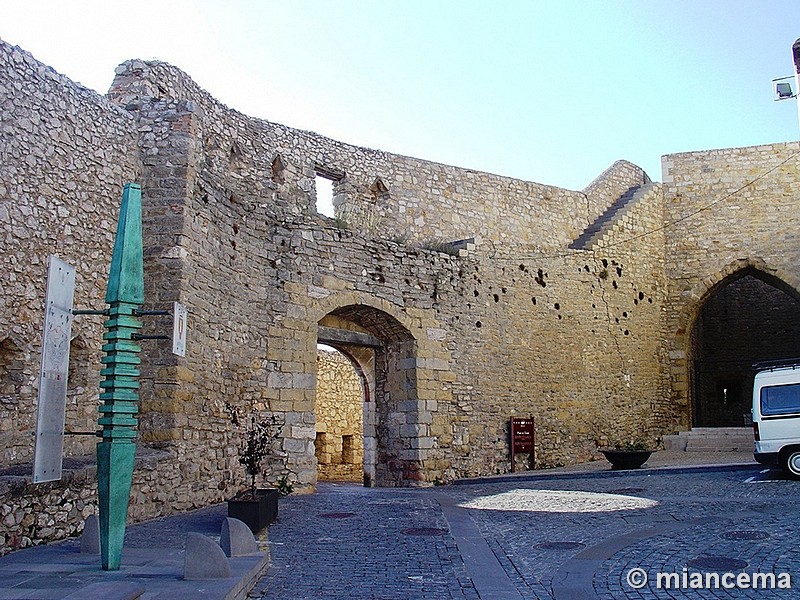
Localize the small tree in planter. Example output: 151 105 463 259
237 411 282 496
226 404 284 532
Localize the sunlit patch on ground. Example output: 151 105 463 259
459 489 659 513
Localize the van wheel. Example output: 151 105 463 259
783 451 800 479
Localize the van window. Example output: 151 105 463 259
761 383 800 416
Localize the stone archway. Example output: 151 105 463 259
315 345 367 483
316 304 423 487
688 266 800 427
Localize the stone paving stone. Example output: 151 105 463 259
252 483 477 599
253 464 800 599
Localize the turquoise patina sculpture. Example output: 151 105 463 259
97 183 144 570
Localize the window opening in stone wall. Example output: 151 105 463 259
314 165 344 218
315 175 335 217
342 434 354 463
369 177 390 202
271 154 286 184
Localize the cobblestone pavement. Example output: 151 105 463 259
252 464 800 599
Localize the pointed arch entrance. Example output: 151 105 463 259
316 304 419 487
690 267 800 427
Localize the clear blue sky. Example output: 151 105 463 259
2 1 799 191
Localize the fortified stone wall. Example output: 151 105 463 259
0 41 141 465
661 142 800 427
108 60 639 250
0 40 743 553
105 57 670 485
431 182 670 473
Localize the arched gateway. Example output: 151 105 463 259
688 265 800 427
316 303 425 487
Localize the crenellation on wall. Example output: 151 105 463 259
108 58 647 251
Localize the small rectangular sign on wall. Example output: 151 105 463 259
172 302 187 357
33 256 76 483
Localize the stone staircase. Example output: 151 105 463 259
662 427 754 452
570 183 655 250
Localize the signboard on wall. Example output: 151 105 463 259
172 302 187 357
510 417 535 473
33 256 76 483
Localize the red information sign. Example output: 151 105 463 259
510 417 535 472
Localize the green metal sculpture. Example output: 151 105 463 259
97 183 143 570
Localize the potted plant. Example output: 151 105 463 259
598 439 654 470
227 407 283 533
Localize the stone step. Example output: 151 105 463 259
569 183 655 250
663 428 753 452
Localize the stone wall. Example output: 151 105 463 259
0 450 168 556
107 59 638 251
102 56 668 483
4 39 799 553
0 41 141 465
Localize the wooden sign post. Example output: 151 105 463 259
510 417 535 472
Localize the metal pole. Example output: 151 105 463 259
96 183 144 570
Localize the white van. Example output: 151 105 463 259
752 360 800 478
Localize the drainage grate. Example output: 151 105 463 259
687 556 748 571
319 512 356 519
721 530 770 541
401 527 448 536
534 541 586 550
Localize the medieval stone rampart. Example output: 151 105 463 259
3 37 799 553
316 349 363 481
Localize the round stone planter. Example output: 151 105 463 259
599 449 653 470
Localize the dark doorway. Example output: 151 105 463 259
691 271 800 427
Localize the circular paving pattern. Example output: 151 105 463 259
459 489 658 513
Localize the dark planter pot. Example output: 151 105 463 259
227 488 279 533
600 449 653 470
